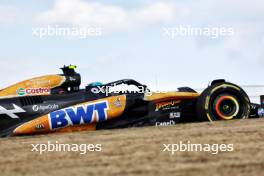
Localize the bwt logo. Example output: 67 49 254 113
49 101 109 129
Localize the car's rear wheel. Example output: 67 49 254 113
196 81 250 121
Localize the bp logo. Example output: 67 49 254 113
17 88 26 96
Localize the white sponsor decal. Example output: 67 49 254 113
169 112 181 119
32 104 59 112
155 120 175 126
0 104 25 119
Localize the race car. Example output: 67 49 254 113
0 65 262 137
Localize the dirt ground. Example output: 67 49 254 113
0 118 264 176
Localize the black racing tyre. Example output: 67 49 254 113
196 82 250 121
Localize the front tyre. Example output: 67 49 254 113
196 81 250 121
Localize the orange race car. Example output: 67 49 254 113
0 65 262 137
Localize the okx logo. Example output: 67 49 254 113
49 101 109 129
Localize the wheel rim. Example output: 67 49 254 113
214 95 239 120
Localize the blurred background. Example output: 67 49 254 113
0 0 263 103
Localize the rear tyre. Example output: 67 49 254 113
196 81 250 121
